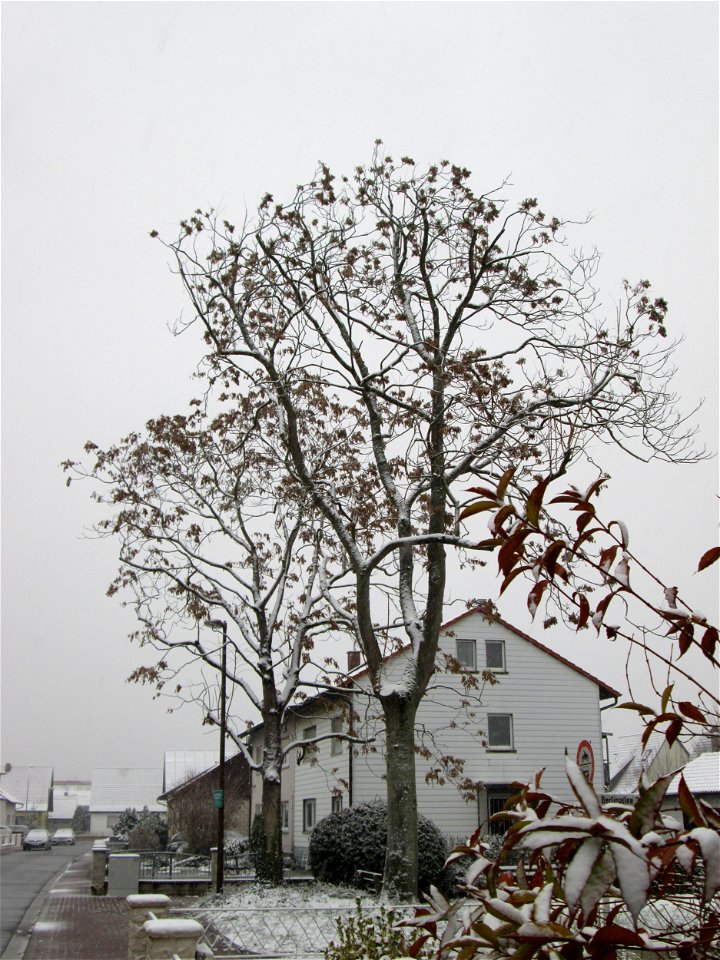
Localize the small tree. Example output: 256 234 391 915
159 147 700 898
66 398 359 882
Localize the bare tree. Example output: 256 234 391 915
155 146 700 899
66 396 355 881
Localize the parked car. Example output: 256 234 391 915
51 828 76 845
23 828 52 850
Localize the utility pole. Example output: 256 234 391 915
206 619 228 895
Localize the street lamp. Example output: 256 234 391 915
204 619 228 895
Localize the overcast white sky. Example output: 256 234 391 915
2 2 718 781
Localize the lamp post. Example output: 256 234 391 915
205 619 228 895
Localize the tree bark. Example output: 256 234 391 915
380 692 420 901
258 772 283 883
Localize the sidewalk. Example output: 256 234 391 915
4 851 129 960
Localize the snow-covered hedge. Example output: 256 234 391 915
308 801 448 892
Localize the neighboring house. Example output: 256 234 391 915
163 751 222 793
49 780 91 829
0 787 20 826
159 752 252 848
246 608 619 861
664 746 720 826
89 768 165 835
0 766 54 827
604 732 691 801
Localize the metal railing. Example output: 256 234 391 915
173 903 422 959
139 851 211 880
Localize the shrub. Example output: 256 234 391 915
309 801 448 893
325 899 425 960
120 807 168 850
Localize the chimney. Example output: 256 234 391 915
347 650 361 672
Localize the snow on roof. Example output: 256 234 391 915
49 790 87 821
0 787 21 806
667 752 720 796
0 766 54 812
607 732 693 795
89 768 165 813
163 751 221 792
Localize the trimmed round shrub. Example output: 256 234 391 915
308 800 448 892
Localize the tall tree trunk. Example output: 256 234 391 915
258 772 283 883
381 692 420 901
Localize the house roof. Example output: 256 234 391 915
163 751 221 792
667 751 720 796
158 751 249 801
607 732 692 795
89 768 165 813
0 787 21 806
49 793 82 821
0 766 54 812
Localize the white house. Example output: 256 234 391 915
89 768 165 835
247 608 619 861
0 766 54 827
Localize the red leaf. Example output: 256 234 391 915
698 546 720 571
527 579 548 620
678 775 707 828
590 925 645 948
542 540 566 579
467 486 499 500
701 626 718 661
572 592 590 630
678 701 707 724
678 626 694 657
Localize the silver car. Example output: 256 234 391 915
51 828 76 845
23 828 52 850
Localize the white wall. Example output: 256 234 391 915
292 613 608 851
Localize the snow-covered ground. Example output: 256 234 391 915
178 882 417 957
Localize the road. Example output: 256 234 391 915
0 840 94 956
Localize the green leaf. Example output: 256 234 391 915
526 478 550 527
661 683 674 713
629 771 676 837
497 466 516 501
616 702 656 716
459 500 498 521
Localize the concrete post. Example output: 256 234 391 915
91 841 108 895
126 895 171 960
209 847 218 893
142 918 205 960
108 853 140 897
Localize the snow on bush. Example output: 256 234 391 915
308 801 449 893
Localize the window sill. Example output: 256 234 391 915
486 748 516 753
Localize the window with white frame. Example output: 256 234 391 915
331 793 343 814
485 638 506 672
330 717 343 756
487 713 514 750
302 798 316 833
455 638 477 670
281 801 289 832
